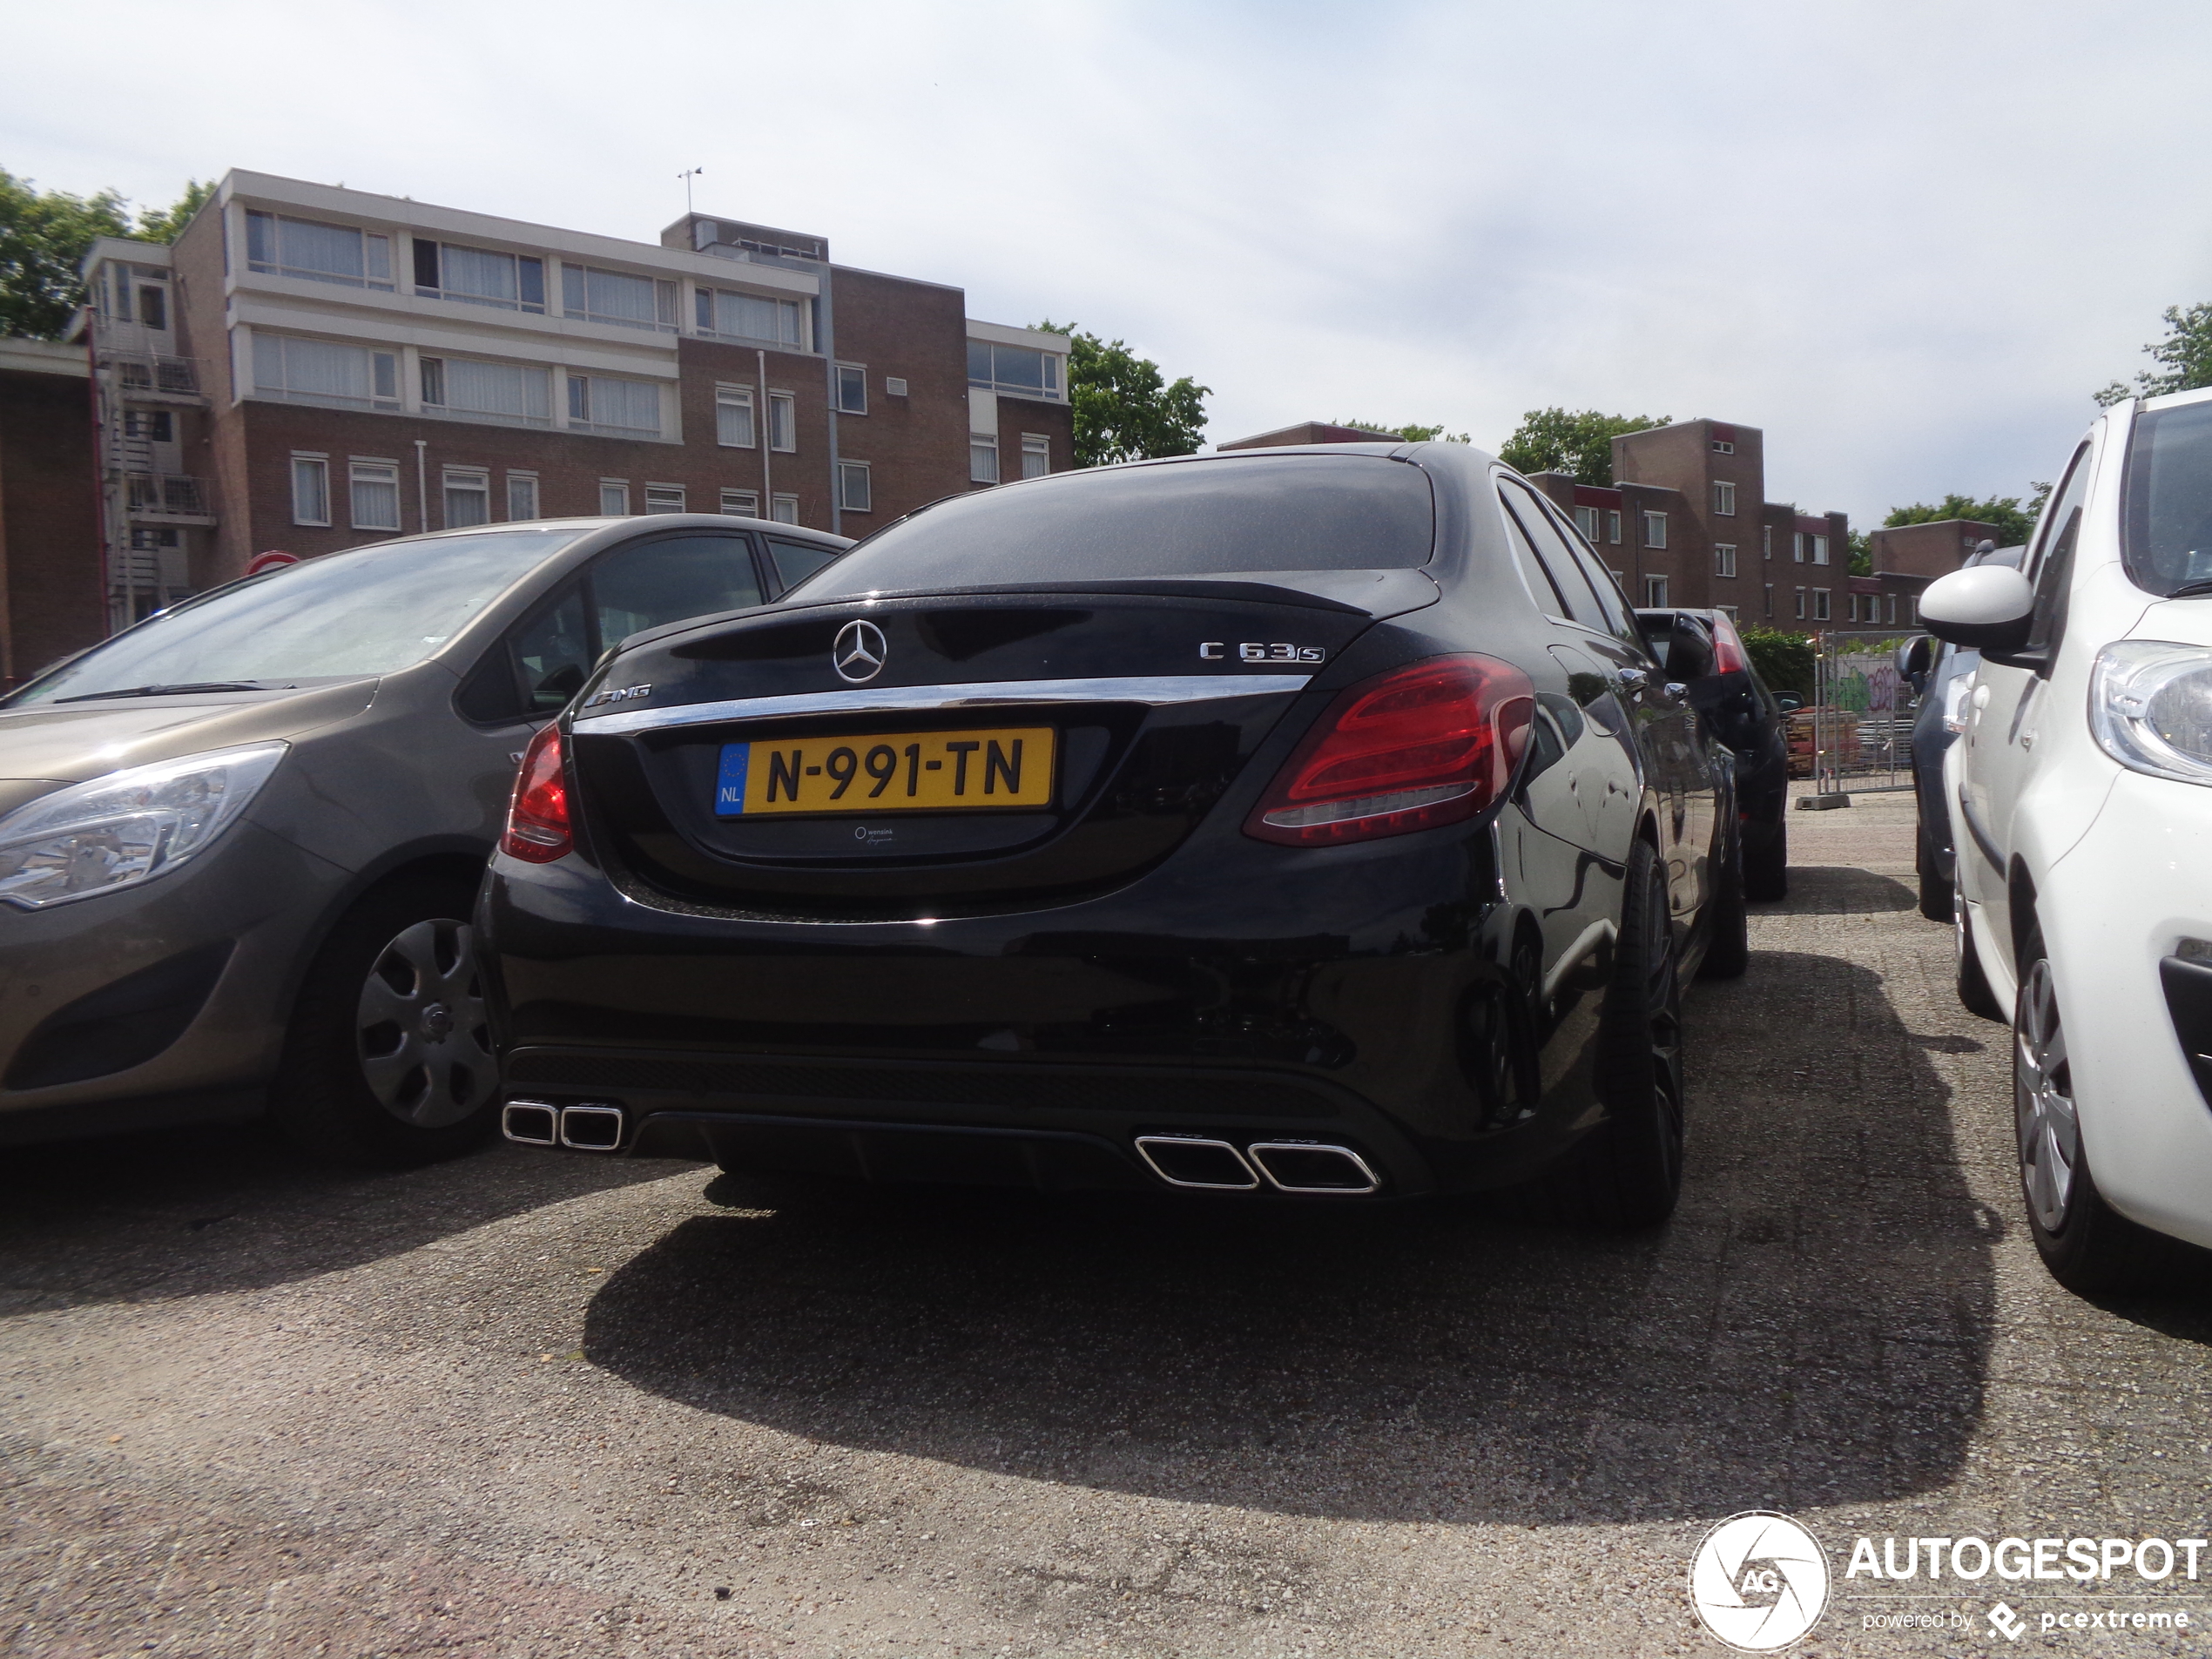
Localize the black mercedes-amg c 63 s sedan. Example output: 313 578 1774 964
478 442 1746 1227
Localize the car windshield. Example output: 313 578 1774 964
8 528 583 706
790 454 1434 600
2123 400 2212 596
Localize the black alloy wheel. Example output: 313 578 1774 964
1543 837 1686 1230
273 873 501 1166
2012 929 2169 1292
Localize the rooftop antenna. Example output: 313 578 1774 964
678 166 705 216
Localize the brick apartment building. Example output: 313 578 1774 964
75 171 1074 629
1218 415 1858 629
0 338 102 682
1855 516 2007 624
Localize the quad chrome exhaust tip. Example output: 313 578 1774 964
1244 1141 1381 1195
1133 1135 1382 1195
502 1099 625 1151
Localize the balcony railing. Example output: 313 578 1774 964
126 474 210 516
110 353 200 396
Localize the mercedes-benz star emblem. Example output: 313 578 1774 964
833 619 888 683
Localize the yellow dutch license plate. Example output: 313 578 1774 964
715 726 1055 817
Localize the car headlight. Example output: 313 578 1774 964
2091 641 2212 786
0 742 287 910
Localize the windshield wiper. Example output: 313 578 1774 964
2168 580 2212 598
54 680 290 704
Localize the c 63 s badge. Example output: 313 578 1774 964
1200 642 1327 663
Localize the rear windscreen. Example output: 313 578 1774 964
791 454 1434 599
2126 401 2212 596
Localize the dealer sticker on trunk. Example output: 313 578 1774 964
715 726 1056 817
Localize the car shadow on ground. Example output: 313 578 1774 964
1756 864 1919 914
583 947 1995 1526
0 1124 684 1315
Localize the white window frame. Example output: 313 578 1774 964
255 334 401 414
770 494 799 524
442 467 491 529
348 458 401 532
1716 604 1739 620
562 264 678 333
1711 439 1735 455
599 480 631 516
694 286 803 348
719 488 759 516
567 373 663 439
506 471 539 522
837 460 872 514
1642 574 1669 606
971 434 1000 484
1714 543 1737 578
715 384 756 448
1792 533 1806 563
1811 587 1831 621
768 391 797 453
1574 504 1599 540
643 484 686 514
1713 480 1737 516
246 211 394 291
413 239 546 314
834 362 867 415
1763 525 1773 559
1643 511 1667 549
290 454 330 527
1794 587 1807 620
1811 535 1830 566
1606 509 1622 545
1020 433 1050 480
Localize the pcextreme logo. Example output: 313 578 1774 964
1689 1512 1831 1652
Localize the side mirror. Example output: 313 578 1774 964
1666 617 1717 681
1893 634 1934 696
1919 566 2035 656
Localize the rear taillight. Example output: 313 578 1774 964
1244 655 1535 846
501 723 572 863
1708 610 1750 675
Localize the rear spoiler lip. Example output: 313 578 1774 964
763 572 1439 618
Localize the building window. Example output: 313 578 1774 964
137 285 167 331
413 239 544 313
246 212 394 291
1606 509 1622 544
561 265 678 333
290 455 329 526
1763 525 1773 559
1642 511 1667 549
768 391 796 452
643 484 686 514
1020 434 1050 480
1574 505 1599 540
1794 587 1807 619
714 384 756 448
349 460 401 531
1886 594 1898 624
694 287 801 347
770 494 799 524
130 526 179 551
1642 575 1669 606
1811 535 1830 566
421 354 553 428
834 363 867 415
1716 604 1739 620
567 374 662 437
1715 543 1737 578
719 488 759 516
507 473 539 521
967 341 1064 400
1811 588 1831 620
1792 533 1805 563
443 468 490 529
971 434 1000 483
885 376 908 397
123 410 175 442
1848 593 1861 623
837 460 873 513
599 481 630 516
253 334 401 413
1713 480 1737 516
1711 439 1735 455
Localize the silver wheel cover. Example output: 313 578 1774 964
2014 957 2079 1234
355 918 493 1128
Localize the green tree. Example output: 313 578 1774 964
1882 493 2037 547
1031 320 1209 468
1739 625 1815 700
1 171 217 340
2095 302 2212 407
1847 529 1872 577
1332 420 1470 443
1496 408 1669 487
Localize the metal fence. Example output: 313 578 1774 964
1806 628 1917 797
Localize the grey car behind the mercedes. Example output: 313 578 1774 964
0 515 848 1160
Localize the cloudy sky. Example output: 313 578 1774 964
5 0 2209 525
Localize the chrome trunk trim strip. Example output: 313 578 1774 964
572 673 1314 736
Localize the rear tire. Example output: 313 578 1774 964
1541 838 1685 1230
1954 886 2005 1022
2013 932 2172 1292
1743 819 1788 902
272 873 500 1167
1917 820 1953 923
1698 828 1749 981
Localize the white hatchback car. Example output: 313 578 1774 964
1921 385 2212 1291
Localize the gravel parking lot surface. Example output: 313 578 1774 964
7 786 2212 1657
